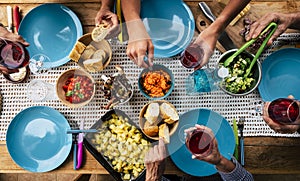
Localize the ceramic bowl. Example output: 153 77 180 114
56 68 96 108
217 49 262 96
138 64 174 100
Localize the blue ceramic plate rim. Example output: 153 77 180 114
258 48 300 101
138 64 175 100
140 0 195 57
19 3 83 68
167 108 235 177
6 106 72 172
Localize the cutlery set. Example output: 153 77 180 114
233 117 245 166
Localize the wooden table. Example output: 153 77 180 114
1 0 300 177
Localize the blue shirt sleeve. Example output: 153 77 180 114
218 157 254 181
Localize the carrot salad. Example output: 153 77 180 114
141 70 172 97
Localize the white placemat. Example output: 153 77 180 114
0 33 300 141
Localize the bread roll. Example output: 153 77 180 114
92 49 107 60
91 24 109 42
69 41 86 62
144 102 160 125
83 58 103 72
159 123 170 144
81 45 96 60
143 121 159 137
159 102 179 123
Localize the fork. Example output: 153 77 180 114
238 117 245 166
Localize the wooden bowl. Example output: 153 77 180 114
56 68 96 108
139 100 179 141
76 33 112 72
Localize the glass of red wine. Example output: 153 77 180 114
250 98 300 125
185 127 214 157
180 44 204 68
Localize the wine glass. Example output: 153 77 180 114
178 124 214 157
28 54 51 74
180 44 203 68
249 98 300 125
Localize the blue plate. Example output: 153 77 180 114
167 108 235 177
19 4 83 68
140 0 195 57
6 106 72 172
258 48 300 101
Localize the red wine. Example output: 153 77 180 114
0 39 29 70
268 98 300 124
186 130 212 155
180 45 203 68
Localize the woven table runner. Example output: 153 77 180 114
0 33 300 141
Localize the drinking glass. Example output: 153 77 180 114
250 98 300 125
180 44 203 68
185 127 214 157
29 54 51 74
27 80 56 102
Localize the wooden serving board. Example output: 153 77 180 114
196 1 260 53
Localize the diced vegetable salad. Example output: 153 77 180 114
220 54 255 94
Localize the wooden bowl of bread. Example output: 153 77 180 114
139 100 179 143
69 33 112 73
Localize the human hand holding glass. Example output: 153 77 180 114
251 96 300 126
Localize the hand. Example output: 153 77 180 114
192 28 216 70
185 124 222 164
126 20 154 68
144 138 166 181
245 12 293 46
263 95 300 134
95 7 119 39
0 26 29 46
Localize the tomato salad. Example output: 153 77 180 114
62 75 94 103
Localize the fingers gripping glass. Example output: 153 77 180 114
249 98 300 125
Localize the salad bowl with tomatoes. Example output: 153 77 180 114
56 68 96 108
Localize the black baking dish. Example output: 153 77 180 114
83 109 152 181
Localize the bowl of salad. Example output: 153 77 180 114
217 49 262 96
56 68 96 108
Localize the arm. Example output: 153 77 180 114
121 0 154 68
246 12 300 46
194 0 251 68
144 138 166 181
0 24 29 46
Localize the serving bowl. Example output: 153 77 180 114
139 100 179 142
138 64 174 100
56 68 96 108
217 49 262 96
70 33 112 73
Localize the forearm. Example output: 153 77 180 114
121 0 141 21
211 0 251 34
289 12 300 30
215 155 236 172
100 0 115 10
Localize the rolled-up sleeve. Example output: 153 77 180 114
218 157 254 181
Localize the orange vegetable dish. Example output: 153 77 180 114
141 70 172 97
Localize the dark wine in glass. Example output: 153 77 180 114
180 45 204 68
268 98 300 124
185 129 213 156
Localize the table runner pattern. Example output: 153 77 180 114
0 33 300 141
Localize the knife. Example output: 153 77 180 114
198 2 236 50
75 119 84 170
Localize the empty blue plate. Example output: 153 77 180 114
19 3 83 68
167 108 235 177
258 48 300 101
140 0 195 57
6 106 72 172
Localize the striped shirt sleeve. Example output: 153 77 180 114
218 157 254 181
